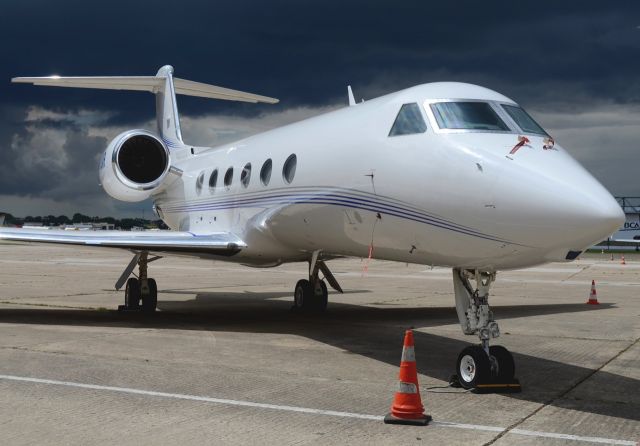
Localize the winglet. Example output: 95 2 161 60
347 85 356 106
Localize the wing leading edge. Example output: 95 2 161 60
0 228 245 256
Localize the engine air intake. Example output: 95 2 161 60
117 134 168 184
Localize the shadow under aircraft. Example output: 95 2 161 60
0 288 636 422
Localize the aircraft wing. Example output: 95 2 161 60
0 227 245 256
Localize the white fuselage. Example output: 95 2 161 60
152 82 623 270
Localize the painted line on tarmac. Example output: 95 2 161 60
0 374 380 421
0 374 635 446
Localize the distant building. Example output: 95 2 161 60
92 222 115 230
62 222 115 231
611 197 640 241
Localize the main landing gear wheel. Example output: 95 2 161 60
119 251 159 313
293 279 328 312
142 278 158 313
291 253 342 314
294 279 313 311
122 277 158 312
125 278 141 309
316 280 328 311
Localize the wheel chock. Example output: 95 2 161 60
449 374 522 393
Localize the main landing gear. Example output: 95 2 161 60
117 251 161 313
451 269 519 391
291 251 343 313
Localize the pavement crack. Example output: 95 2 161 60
0 300 108 310
562 264 591 282
482 335 640 446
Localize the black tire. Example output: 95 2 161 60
294 279 313 310
141 278 158 313
125 278 140 309
314 280 328 312
489 345 515 381
456 345 490 389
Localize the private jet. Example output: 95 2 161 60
0 66 624 389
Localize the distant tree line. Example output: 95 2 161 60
2 213 168 230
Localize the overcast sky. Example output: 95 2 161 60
1 1 640 217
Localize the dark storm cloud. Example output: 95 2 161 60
3 1 640 110
1 1 640 216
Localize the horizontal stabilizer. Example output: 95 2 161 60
0 228 246 256
12 75 279 104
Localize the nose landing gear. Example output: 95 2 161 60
451 269 520 392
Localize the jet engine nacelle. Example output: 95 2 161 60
99 130 171 202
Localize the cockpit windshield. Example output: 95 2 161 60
430 102 510 131
501 104 548 136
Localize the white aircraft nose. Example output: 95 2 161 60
495 152 624 254
561 183 625 248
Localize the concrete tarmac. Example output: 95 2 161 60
0 242 638 445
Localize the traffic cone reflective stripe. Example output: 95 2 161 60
397 382 417 393
401 345 415 362
384 330 431 425
587 280 599 305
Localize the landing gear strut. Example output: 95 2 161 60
118 251 159 313
452 268 518 391
292 251 342 313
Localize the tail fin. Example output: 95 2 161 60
12 65 279 150
155 65 183 149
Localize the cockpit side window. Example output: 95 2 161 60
430 102 510 131
389 103 427 136
501 104 548 136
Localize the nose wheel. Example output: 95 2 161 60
455 345 515 389
451 269 520 392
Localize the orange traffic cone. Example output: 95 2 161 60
384 330 432 426
621 255 626 265
587 280 599 305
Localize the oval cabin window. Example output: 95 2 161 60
282 154 297 184
260 159 272 186
196 171 205 195
209 169 218 192
224 167 234 188
241 163 252 188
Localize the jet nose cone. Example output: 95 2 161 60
571 188 625 246
494 150 624 254
534 174 624 253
